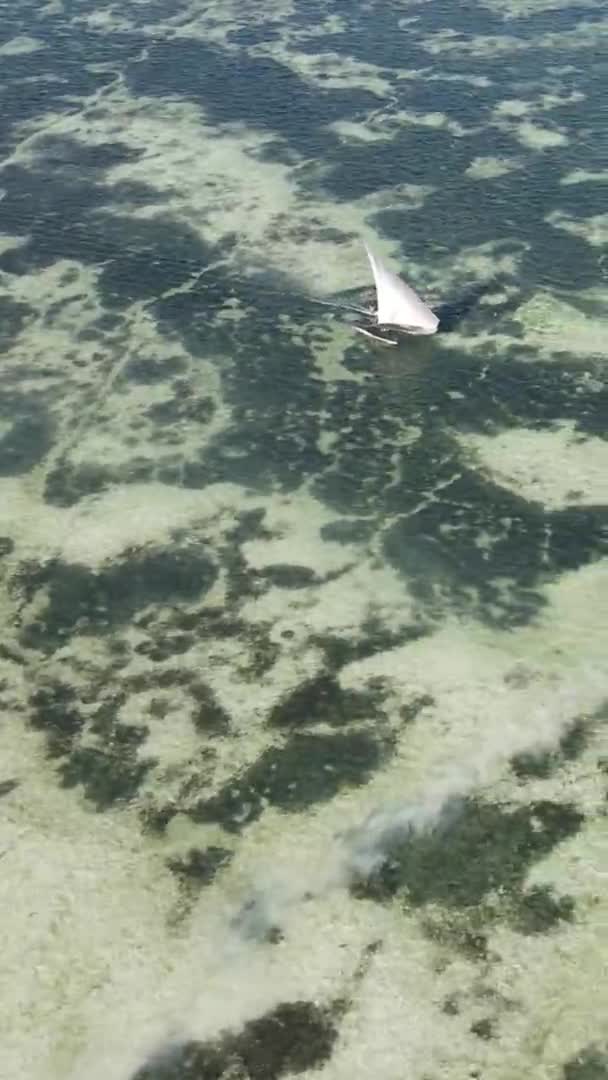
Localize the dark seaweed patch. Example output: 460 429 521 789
320 518 375 544
17 544 217 651
511 884 575 935
1 0 606 903
0 7 144 150
127 38 380 158
0 642 25 664
132 1000 339 1080
148 270 608 634
400 694 435 724
28 134 141 176
178 602 282 684
141 803 177 835
147 696 170 719
122 353 188 383
351 797 584 919
470 1018 495 1041
257 564 317 588
124 667 201 695
511 717 590 780
146 389 215 426
395 153 601 289
191 730 388 832
29 680 84 757
0 296 32 346
44 460 119 506
235 630 282 679
442 994 460 1016
135 632 195 662
468 361 608 443
0 778 19 797
95 215 218 306
563 1046 608 1080
267 673 382 729
311 621 430 671
0 402 53 475
421 911 490 962
184 328 326 495
323 126 472 204
190 682 231 736
0 537 15 557
0 157 219 311
202 508 275 611
60 723 152 809
382 464 608 629
225 508 271 546
308 350 608 600
167 845 232 892
43 455 160 506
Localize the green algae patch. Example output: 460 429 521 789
132 1000 340 1080
351 796 583 915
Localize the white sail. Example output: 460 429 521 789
365 244 439 335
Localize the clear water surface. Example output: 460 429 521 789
1 1 607 1077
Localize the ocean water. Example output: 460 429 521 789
1 1 607 1077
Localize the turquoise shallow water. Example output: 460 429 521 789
0 2 607 1078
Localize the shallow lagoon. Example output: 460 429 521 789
1 1 607 1078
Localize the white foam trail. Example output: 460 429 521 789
342 794 463 883
234 672 603 922
339 672 603 886
74 673 605 1080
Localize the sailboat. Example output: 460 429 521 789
356 243 439 345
